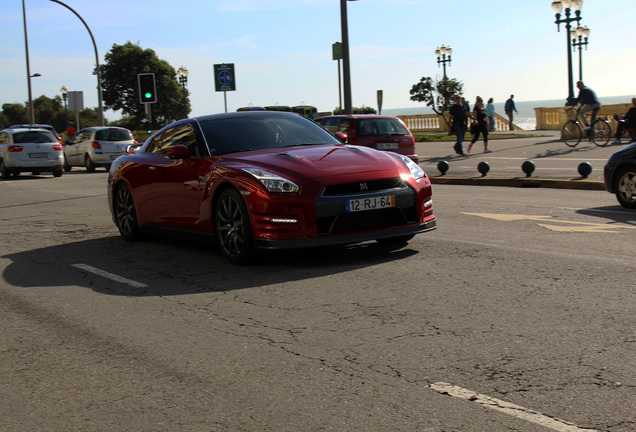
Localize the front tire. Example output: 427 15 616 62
63 156 72 172
615 166 636 209
215 188 254 265
113 183 141 241
561 120 582 147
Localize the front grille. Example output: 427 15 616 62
316 178 417 235
322 177 406 196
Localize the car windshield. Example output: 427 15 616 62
357 118 409 137
199 114 341 155
95 129 133 142
13 131 57 143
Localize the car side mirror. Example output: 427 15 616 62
334 132 348 143
167 145 191 160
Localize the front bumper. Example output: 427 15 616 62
253 218 436 250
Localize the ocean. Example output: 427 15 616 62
382 95 632 131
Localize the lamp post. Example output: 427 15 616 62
551 0 584 106
176 66 189 119
570 25 590 81
435 45 452 78
60 85 69 128
340 0 359 115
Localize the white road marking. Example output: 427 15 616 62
72 263 148 288
429 382 598 432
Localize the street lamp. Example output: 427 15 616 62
435 44 452 78
60 85 69 128
570 25 590 81
176 66 189 119
340 0 359 115
551 0 584 106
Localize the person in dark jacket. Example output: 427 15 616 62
468 96 491 153
449 95 469 155
504 95 518 131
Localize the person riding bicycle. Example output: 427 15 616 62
568 81 601 130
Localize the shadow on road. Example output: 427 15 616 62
2 234 420 297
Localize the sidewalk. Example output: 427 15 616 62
415 130 626 190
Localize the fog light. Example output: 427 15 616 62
423 199 433 209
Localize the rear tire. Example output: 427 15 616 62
85 155 96 173
561 120 582 147
63 156 72 172
0 161 11 180
53 169 63 178
113 183 141 241
215 188 254 265
591 120 612 147
615 166 636 209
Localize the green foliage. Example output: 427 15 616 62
99 41 190 129
409 76 464 114
332 106 377 115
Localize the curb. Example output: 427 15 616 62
430 176 605 190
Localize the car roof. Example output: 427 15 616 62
315 114 401 120
2 127 56 134
80 126 131 131
192 111 303 122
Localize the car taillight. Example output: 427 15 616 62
8 145 24 152
58 137 62 144
53 144 63 151
91 141 102 149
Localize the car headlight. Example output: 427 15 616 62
242 168 300 193
391 153 426 180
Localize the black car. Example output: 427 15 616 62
604 141 636 208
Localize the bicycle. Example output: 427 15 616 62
561 108 612 147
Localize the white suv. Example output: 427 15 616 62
64 126 137 172
0 128 64 179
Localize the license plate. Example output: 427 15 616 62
376 142 399 150
29 152 48 158
345 195 395 212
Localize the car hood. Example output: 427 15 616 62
222 144 407 180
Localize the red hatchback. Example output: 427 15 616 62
107 112 436 264
315 115 418 162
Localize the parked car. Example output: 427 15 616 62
604 141 636 208
64 126 137 172
7 124 62 144
107 111 436 264
314 114 418 162
0 128 64 179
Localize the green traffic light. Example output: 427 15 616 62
145 92 152 99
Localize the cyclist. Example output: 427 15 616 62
568 81 601 130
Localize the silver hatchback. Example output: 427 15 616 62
64 126 137 172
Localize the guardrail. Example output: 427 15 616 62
534 103 630 131
399 112 520 133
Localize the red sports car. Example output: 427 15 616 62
107 111 436 264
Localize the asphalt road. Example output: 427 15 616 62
0 171 634 431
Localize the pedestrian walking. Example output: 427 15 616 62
468 96 490 153
449 95 469 155
505 95 518 131
486 98 496 131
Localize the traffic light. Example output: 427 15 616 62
138 73 157 104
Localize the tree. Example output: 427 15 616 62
99 41 190 129
333 106 377 115
409 76 464 118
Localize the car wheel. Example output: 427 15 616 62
52 169 63 178
85 155 96 173
615 166 636 209
113 183 141 241
215 188 254 265
0 161 11 180
63 157 72 172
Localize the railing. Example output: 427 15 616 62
534 103 630 131
400 102 632 132
399 112 520 132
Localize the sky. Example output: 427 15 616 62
2 0 636 122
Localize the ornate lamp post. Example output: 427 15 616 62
60 85 69 128
435 45 452 78
551 0 584 106
176 66 189 119
570 25 590 81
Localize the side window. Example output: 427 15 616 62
146 124 201 157
71 131 89 144
320 118 341 133
338 120 349 134
0 132 7 144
